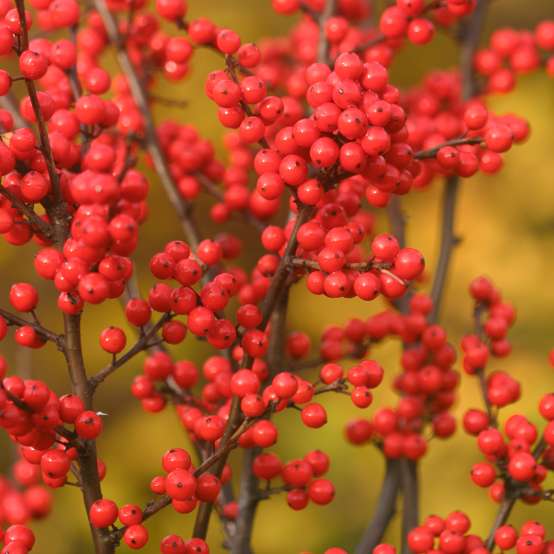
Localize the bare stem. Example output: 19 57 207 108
400 460 419 554
429 175 461 322
484 497 515 550
429 0 489 323
0 186 54 239
232 289 290 554
88 312 172 389
317 0 336 64
93 0 202 250
12 2 111 551
355 459 401 554
0 306 62 346
414 136 482 160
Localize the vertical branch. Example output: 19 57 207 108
400 460 419 554
192 0 335 536
13 0 62 204
12 2 112 551
429 0 489 323
93 0 202 250
429 175 460 323
317 0 336 64
484 497 515 550
232 290 290 554
355 459 401 554
400 3 490 550
388 196 410 313
387 196 406 249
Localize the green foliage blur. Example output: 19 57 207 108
1 1 554 552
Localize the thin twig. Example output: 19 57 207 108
0 306 63 346
400 460 419 554
355 459 401 554
88 312 172 389
429 0 489 323
414 136 482 160
94 0 202 250
0 186 54 239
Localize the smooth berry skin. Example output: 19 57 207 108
470 462 496 487
230 369 260 397
19 50 49 80
99 327 127 354
371 234 399 261
75 411 103 439
495 525 518 550
89 499 118 529
508 452 536 481
407 527 434 553
9 283 39 312
308 479 335 505
165 469 196 501
393 248 425 280
156 0 187 20
196 473 221 502
251 420 278 447
272 372 298 398
118 504 143 526
162 448 192 472
160 535 186 554
123 524 149 549
40 450 71 479
301 403 328 428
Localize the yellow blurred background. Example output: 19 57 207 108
1 0 554 552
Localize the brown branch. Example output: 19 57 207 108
472 303 497 426
195 173 266 233
414 136 482 160
232 288 290 554
354 33 386 54
62 314 113 554
13 2 111 551
14 0 62 206
289 256 393 274
259 206 314 330
429 175 461 322
355 459 401 554
192 395 242 538
93 0 202 251
0 186 54 240
0 306 63 346
429 0 489 323
88 312 172 389
317 0 336 64
484 496 516 550
400 460 419 554
109 422 249 545
484 433 547 549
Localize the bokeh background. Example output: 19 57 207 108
1 1 554 552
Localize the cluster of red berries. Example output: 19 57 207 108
298 230 425 300
0 376 104 470
474 22 554 93
462 276 517 388
251 449 335 511
403 512 554 554
0 0 552 551
273 0 481 63
403 72 529 186
342 293 457 458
